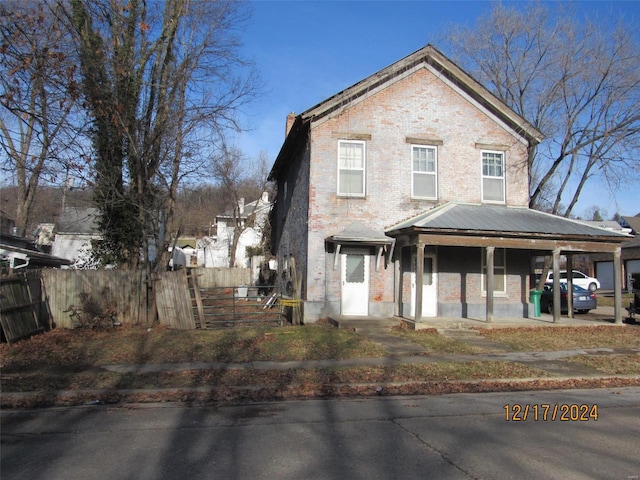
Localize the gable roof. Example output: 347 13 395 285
270 44 543 180
622 215 640 234
387 203 631 244
175 237 197 249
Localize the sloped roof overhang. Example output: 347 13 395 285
0 244 71 268
326 222 395 271
386 203 631 254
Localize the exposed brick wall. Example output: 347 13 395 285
305 67 530 315
272 139 311 299
273 65 533 321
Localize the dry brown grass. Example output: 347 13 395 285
0 324 386 368
2 323 639 407
478 325 640 351
568 354 640 375
0 361 549 393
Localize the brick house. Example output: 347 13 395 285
268 45 630 324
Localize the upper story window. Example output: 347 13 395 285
481 151 505 203
338 140 365 197
412 145 437 199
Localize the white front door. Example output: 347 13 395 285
410 253 437 317
341 253 369 316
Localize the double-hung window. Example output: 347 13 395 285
481 248 506 294
412 145 437 199
481 151 505 203
338 140 366 197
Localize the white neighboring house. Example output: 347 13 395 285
204 192 271 268
169 238 197 269
51 207 101 268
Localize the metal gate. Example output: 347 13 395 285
190 284 283 328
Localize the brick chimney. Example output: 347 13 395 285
285 112 296 138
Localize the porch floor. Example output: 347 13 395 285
328 306 632 357
330 305 626 331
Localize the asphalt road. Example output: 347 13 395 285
2 387 639 480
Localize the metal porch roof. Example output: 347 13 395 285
386 203 631 240
327 222 394 245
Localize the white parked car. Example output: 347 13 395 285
537 270 601 292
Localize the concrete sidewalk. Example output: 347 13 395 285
95 346 638 378
3 347 638 409
2 309 638 408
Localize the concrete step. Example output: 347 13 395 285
328 316 397 331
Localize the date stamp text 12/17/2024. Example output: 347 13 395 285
504 404 598 421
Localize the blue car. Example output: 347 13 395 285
540 283 597 314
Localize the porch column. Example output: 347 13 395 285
552 248 561 323
394 254 401 317
486 246 495 323
415 243 424 322
566 254 573 319
614 247 623 324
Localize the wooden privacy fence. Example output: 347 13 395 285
41 269 148 329
0 273 46 344
1 267 259 337
43 268 251 329
155 269 196 329
192 267 251 288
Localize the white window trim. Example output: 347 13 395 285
481 150 506 204
481 248 507 296
411 144 438 200
337 140 366 197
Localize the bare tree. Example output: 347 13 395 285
65 0 259 271
443 2 640 216
582 206 607 222
0 1 83 236
212 145 271 267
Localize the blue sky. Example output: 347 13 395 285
234 1 640 217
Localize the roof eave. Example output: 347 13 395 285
300 45 544 146
327 236 394 245
268 116 309 181
387 226 632 244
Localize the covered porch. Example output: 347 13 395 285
329 304 627 331
386 203 632 325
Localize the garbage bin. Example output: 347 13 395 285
530 289 542 318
